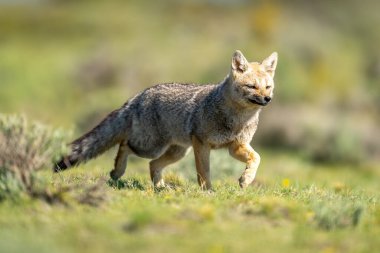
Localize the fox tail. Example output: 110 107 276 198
53 108 128 172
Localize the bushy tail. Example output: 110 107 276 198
53 108 128 172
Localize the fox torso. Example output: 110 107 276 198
125 83 214 157
123 79 262 158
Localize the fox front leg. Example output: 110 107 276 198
192 136 212 190
229 142 261 188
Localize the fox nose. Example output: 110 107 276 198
264 96 272 103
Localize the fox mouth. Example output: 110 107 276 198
248 98 269 106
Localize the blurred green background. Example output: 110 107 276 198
1 0 379 164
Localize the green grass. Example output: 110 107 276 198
0 150 379 253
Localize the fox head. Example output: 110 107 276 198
228 50 278 108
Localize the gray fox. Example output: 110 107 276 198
54 50 278 189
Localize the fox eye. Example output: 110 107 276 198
265 85 272 89
246 84 258 89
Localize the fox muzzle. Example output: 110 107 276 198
248 96 271 106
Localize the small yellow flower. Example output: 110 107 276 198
321 246 337 253
282 178 290 188
305 211 315 221
207 244 226 253
333 182 345 193
198 204 215 221
163 194 172 201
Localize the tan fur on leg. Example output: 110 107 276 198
229 142 260 188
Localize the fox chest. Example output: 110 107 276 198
207 115 259 148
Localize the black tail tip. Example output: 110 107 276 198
53 159 68 173
53 156 77 173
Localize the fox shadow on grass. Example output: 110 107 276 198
107 173 185 192
107 178 146 191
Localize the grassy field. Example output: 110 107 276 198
1 1 379 252
1 149 379 253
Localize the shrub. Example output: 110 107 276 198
311 200 363 230
0 114 69 200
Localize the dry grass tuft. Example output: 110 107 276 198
0 114 69 201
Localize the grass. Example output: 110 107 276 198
0 150 379 253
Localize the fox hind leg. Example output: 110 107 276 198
110 140 132 180
149 145 189 188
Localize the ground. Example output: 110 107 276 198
0 149 379 253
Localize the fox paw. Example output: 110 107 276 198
238 173 255 188
110 169 123 181
153 179 166 188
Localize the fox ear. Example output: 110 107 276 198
231 50 249 73
262 52 278 77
